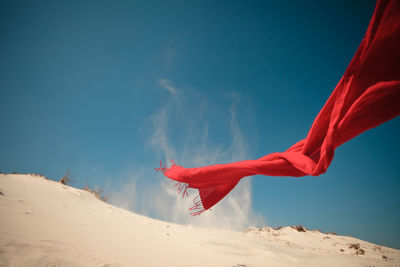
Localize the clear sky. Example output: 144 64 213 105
1 0 399 248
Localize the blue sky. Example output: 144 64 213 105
1 0 399 248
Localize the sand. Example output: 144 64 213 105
0 173 399 267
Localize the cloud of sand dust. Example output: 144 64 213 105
109 83 264 230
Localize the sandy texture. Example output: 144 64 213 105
0 174 399 267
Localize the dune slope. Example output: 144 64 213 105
0 174 399 267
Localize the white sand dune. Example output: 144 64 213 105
0 174 399 267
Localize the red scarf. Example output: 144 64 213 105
156 0 400 215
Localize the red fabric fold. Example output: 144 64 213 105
159 0 400 212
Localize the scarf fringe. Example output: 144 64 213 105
155 160 205 215
156 160 188 197
189 195 206 216
154 160 169 174
174 181 189 198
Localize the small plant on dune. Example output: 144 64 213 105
381 255 392 261
83 181 108 202
326 232 337 235
373 245 382 252
32 173 48 179
348 243 365 255
349 243 360 250
356 248 365 255
59 170 71 185
291 225 307 232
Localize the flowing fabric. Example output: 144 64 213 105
156 0 400 215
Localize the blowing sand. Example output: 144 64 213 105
0 173 399 266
